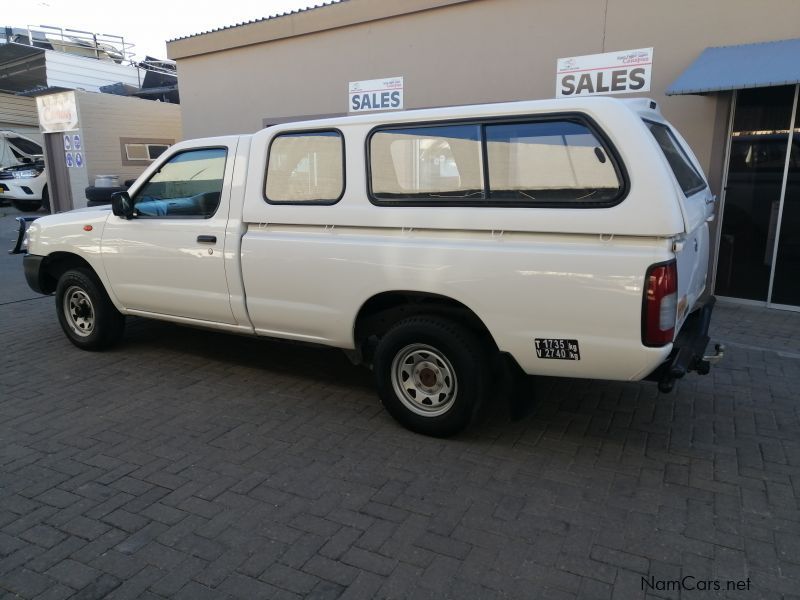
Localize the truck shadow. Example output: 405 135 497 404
122 316 375 391
119 316 686 446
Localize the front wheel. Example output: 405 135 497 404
373 315 491 437
55 268 125 350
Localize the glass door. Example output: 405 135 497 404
716 84 800 308
770 96 800 306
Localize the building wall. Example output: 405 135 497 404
62 91 181 208
0 92 40 141
171 0 800 196
76 90 182 185
45 51 141 92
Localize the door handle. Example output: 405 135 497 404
197 235 216 243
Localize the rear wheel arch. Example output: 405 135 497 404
353 291 500 360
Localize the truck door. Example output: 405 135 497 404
644 120 714 327
101 141 237 324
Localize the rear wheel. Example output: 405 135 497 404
373 315 490 437
55 268 125 350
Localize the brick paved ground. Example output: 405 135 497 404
1 208 799 599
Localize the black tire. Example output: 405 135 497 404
41 186 50 213
373 315 490 437
11 200 42 212
55 268 125 350
85 185 127 203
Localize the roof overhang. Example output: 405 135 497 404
0 44 47 94
166 0 475 60
667 37 800 96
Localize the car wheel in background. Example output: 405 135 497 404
11 200 42 212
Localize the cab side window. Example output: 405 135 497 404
134 148 227 218
265 131 344 204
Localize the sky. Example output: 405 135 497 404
5 0 325 60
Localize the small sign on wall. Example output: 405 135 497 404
37 92 79 132
65 151 84 168
556 48 653 98
349 76 404 113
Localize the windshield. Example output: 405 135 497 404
8 136 43 156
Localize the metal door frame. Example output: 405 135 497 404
713 84 800 313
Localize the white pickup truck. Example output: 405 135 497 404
23 97 722 436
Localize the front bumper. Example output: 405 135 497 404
23 254 47 294
0 178 44 201
645 296 723 392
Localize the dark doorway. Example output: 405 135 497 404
716 85 799 308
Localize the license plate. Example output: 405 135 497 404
535 338 580 360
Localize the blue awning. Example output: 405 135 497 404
667 38 800 95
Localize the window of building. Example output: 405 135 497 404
120 138 174 166
125 142 171 162
133 147 227 218
644 120 706 196
485 120 622 204
265 130 344 203
370 125 483 201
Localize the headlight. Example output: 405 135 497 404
12 169 43 179
13 169 43 179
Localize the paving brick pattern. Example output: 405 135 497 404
1 209 799 598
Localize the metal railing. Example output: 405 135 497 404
22 25 135 63
2 25 177 77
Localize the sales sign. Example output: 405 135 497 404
349 76 403 113
556 47 653 98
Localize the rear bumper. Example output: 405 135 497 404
645 296 722 392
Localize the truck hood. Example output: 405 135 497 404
27 208 112 257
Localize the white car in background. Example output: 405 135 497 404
0 131 49 212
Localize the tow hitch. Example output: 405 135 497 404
9 216 36 255
647 297 722 393
697 343 725 374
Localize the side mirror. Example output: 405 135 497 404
111 191 135 220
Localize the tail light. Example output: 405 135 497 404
642 260 677 347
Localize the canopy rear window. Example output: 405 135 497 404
645 120 706 196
